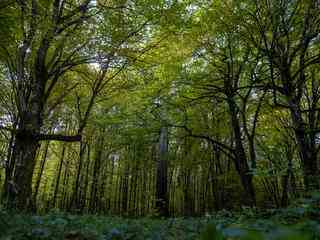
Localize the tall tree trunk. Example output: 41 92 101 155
227 98 256 206
32 141 50 210
2 121 17 204
80 146 91 212
70 141 86 210
183 169 194 216
141 167 147 216
61 155 70 209
121 162 129 215
288 95 319 191
52 145 66 208
7 110 42 210
155 126 169 217
89 134 104 213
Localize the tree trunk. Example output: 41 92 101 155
289 99 319 191
61 155 70 209
2 121 17 204
80 146 91 212
227 98 256 206
70 141 86 210
183 169 194 216
89 135 104 213
121 162 129 215
8 128 40 210
155 126 169 217
32 141 50 210
52 145 66 208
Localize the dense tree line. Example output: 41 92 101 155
0 0 319 216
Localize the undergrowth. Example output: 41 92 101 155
0 193 320 240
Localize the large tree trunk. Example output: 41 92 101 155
227 98 256 206
8 126 40 210
289 101 319 190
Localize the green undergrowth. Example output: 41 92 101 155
1 194 320 240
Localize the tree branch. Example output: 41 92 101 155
0 126 81 142
37 133 81 142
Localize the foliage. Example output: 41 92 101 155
0 0 320 224
0 195 320 240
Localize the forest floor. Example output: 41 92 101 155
0 195 320 240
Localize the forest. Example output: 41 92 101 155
0 0 320 239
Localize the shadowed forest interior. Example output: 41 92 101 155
0 0 320 225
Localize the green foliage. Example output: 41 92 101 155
200 223 223 240
1 197 320 240
0 0 320 226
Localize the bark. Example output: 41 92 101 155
132 171 138 215
70 141 86 210
52 145 66 208
141 167 147 216
285 69 319 190
32 141 50 209
61 155 70 209
290 104 319 190
2 121 17 204
155 126 169 217
183 169 194 216
89 134 104 213
80 147 91 212
7 126 40 210
227 98 256 206
121 162 129 215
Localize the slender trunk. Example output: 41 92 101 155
118 176 123 215
89 136 104 213
52 145 66 208
141 167 147 216
108 157 115 212
61 156 70 209
121 162 129 215
155 126 169 217
281 172 290 207
32 141 50 209
183 169 193 216
99 154 108 213
70 141 86 210
81 146 91 212
2 121 17 203
248 136 256 169
132 172 138 216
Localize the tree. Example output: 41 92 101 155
0 0 93 210
244 0 320 190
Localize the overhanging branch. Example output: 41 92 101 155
0 126 81 142
37 134 81 142
168 123 236 160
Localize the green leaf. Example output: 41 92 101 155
199 223 224 240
